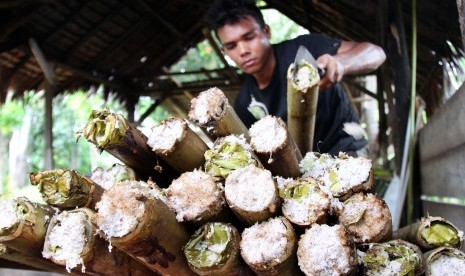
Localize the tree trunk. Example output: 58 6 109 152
0 132 9 194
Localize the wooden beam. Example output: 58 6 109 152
28 38 56 87
0 6 37 41
136 0 183 38
457 0 465 48
0 0 55 8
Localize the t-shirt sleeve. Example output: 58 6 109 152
294 33 341 57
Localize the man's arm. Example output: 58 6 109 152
317 41 386 89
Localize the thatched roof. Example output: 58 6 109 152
0 0 462 115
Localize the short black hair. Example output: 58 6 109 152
205 0 265 32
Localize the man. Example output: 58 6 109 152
205 0 386 156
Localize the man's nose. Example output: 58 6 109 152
238 41 250 56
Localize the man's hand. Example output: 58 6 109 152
317 54 345 90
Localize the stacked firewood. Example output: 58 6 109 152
0 87 464 276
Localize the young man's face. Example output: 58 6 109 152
217 16 272 75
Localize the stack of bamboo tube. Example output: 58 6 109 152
1 87 464 276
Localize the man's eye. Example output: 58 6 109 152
224 44 236 50
244 33 256 40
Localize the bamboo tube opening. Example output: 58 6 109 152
426 247 465 275
280 177 330 226
91 164 137 190
225 165 279 225
165 170 225 223
420 221 463 248
240 217 298 275
338 193 392 243
297 224 356 276
0 200 21 239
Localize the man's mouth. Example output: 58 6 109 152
242 58 256 68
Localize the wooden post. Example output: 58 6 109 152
457 0 465 48
29 38 55 169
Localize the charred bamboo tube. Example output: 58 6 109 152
30 169 103 210
42 208 152 275
424 246 465 276
76 109 178 186
286 60 320 154
184 222 252 276
0 244 79 275
240 217 299 276
91 163 138 190
93 181 195 275
300 152 374 200
249 115 302 178
0 197 54 255
205 135 261 180
164 170 226 224
279 177 330 227
188 87 249 140
392 216 464 250
224 165 280 225
360 239 425 276
147 117 208 173
297 224 356 275
337 193 392 243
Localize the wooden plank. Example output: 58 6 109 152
422 200 465 232
421 144 465 197
419 82 465 162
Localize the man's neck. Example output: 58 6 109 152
252 48 276 90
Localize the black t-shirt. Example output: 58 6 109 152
234 34 366 155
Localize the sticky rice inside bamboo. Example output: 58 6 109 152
300 152 334 179
249 116 287 152
42 211 87 272
0 200 18 233
91 164 136 190
297 224 354 275
240 217 289 264
225 165 276 213
430 253 465 275
165 170 224 222
94 182 147 238
147 119 185 153
188 87 227 125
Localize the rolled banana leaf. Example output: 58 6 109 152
424 246 465 276
360 239 425 276
279 177 330 227
205 135 261 180
249 115 302 178
240 217 300 276
0 197 54 255
184 222 252 276
42 208 152 275
337 193 392 243
188 87 249 140
93 181 195 275
30 169 103 210
76 109 178 186
286 60 320 154
393 216 464 250
148 117 209 173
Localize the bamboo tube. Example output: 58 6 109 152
392 216 464 250
163 170 226 224
286 61 320 154
249 115 302 178
147 117 208 173
76 109 178 187
0 244 80 275
205 134 261 180
300 152 374 200
30 169 103 210
240 217 300 276
297 224 356 276
337 193 392 244
224 165 280 225
279 177 330 227
188 87 249 140
42 208 152 275
0 197 54 255
424 246 465 276
184 222 252 276
360 239 425 276
93 181 195 275
91 163 138 190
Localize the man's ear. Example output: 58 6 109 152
264 24 271 39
